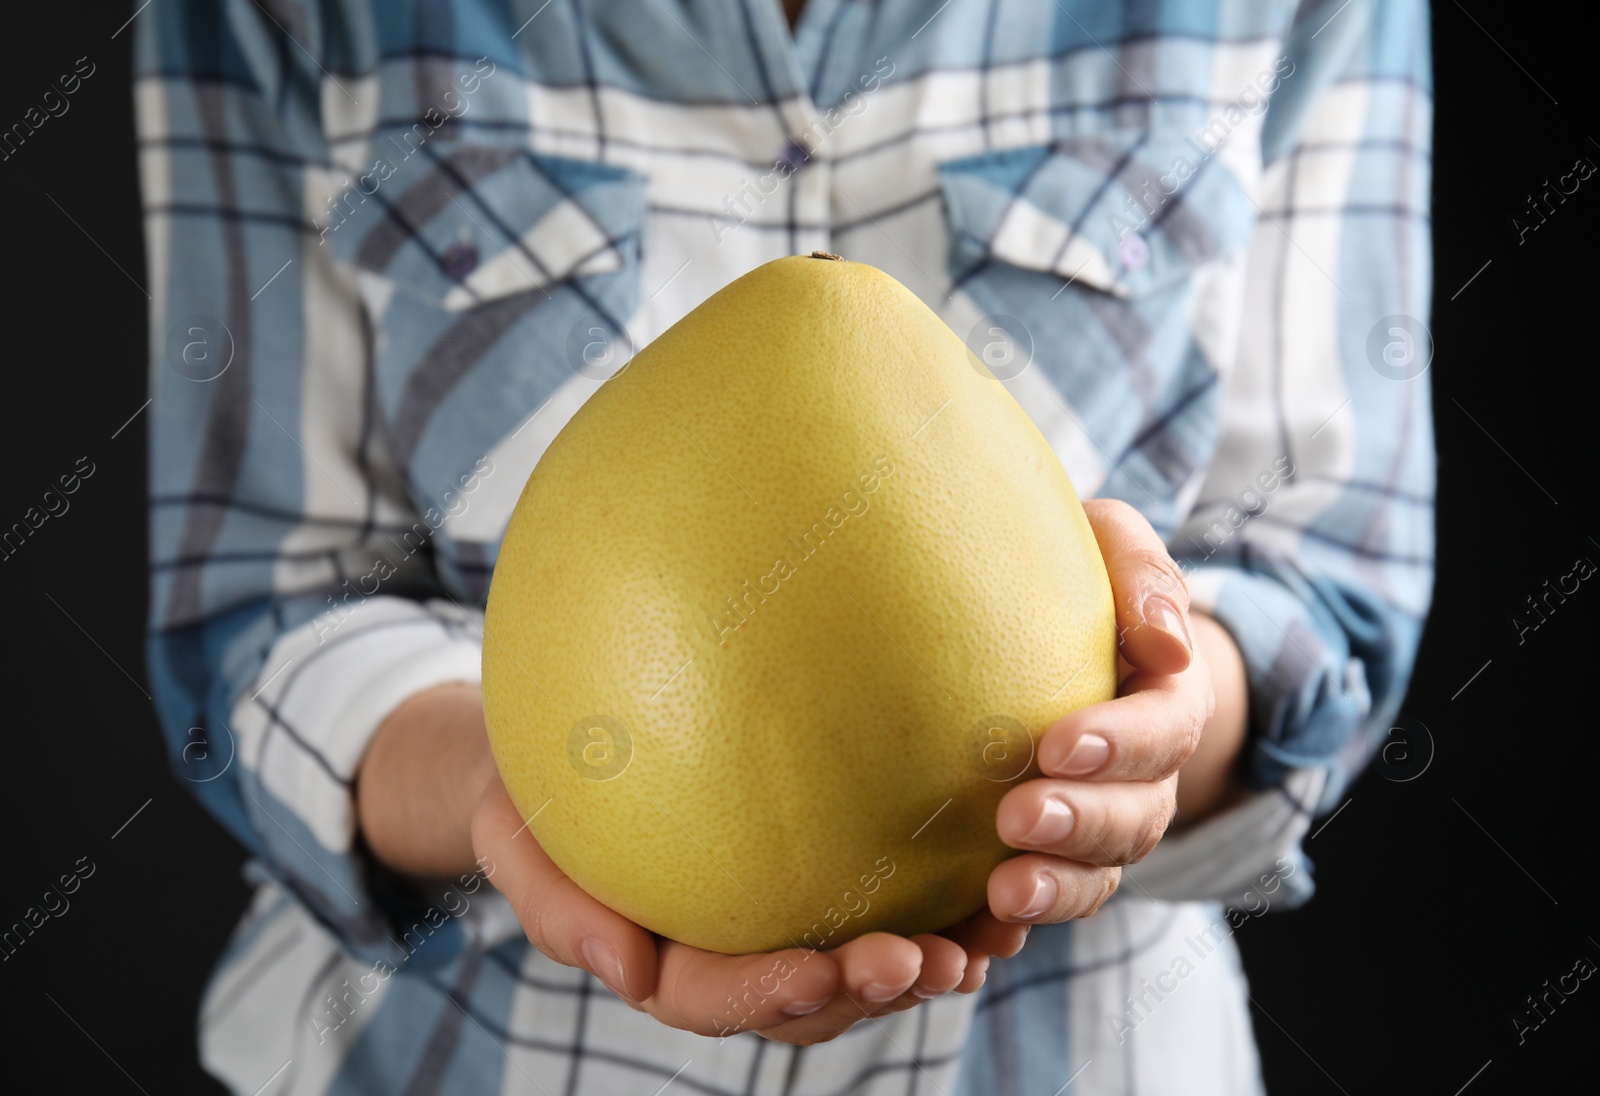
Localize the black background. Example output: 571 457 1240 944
0 3 1593 1093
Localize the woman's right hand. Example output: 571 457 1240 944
472 777 1024 1045
358 682 1024 1045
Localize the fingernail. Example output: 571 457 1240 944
1057 733 1109 777
1143 594 1191 653
580 937 629 1001
1022 797 1075 845
1017 874 1057 920
782 997 829 1017
911 986 943 1000
861 979 914 1004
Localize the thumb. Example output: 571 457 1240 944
1082 498 1193 676
471 778 659 1003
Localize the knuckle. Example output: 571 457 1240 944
1127 828 1157 866
1125 545 1170 580
1091 497 1142 529
518 898 560 961
659 960 696 1020
1171 704 1206 770
1153 695 1207 778
1133 549 1190 609
1128 790 1175 863
1089 499 1190 609
1080 795 1119 862
1080 868 1121 918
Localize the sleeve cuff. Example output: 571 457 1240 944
1126 559 1380 909
1123 769 1323 909
228 595 514 964
1184 561 1372 801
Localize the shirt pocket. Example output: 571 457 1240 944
934 129 1260 509
936 128 1257 300
328 143 647 318
322 143 649 595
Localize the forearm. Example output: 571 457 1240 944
355 682 497 878
1172 612 1249 826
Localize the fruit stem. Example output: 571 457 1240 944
808 250 844 261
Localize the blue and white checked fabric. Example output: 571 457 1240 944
138 1 1434 1093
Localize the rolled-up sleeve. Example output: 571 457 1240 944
138 1 492 965
1128 0 1435 905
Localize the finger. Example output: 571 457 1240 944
755 933 926 1044
955 953 992 994
1082 498 1193 675
647 940 841 1037
909 934 967 999
997 776 1179 866
829 931 924 1005
1036 666 1211 782
939 908 1029 960
813 934 964 1023
987 853 1121 925
759 934 978 1048
471 781 658 1003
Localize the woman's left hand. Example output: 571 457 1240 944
984 498 1234 925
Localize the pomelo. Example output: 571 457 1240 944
482 253 1116 954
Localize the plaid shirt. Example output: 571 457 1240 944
139 1 1433 1093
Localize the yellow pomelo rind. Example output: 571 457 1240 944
483 255 1117 954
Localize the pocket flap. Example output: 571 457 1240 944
938 131 1255 298
326 144 647 311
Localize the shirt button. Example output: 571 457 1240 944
777 139 811 173
1117 234 1150 272
441 240 479 278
